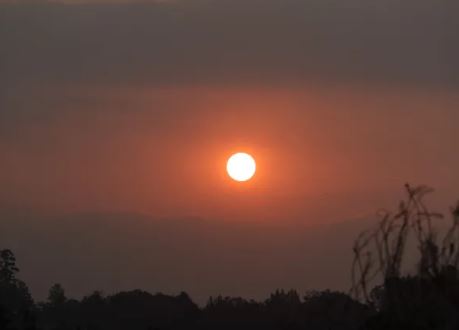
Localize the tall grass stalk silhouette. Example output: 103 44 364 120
351 184 459 305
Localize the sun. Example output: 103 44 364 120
226 152 256 182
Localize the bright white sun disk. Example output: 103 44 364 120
226 153 256 182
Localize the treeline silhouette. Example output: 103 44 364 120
0 264 371 330
1 185 459 330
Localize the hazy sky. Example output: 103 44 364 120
1 0 458 302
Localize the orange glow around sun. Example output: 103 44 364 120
226 152 257 182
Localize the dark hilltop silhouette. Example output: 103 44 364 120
1 185 459 330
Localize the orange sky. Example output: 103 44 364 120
2 82 459 302
2 83 459 224
1 0 458 302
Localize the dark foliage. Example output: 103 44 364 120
34 288 371 330
0 251 370 330
0 249 35 330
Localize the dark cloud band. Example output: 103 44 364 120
1 0 458 87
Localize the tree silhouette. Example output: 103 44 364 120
0 249 35 329
48 284 67 307
0 249 19 284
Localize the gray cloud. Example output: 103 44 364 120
1 0 458 88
